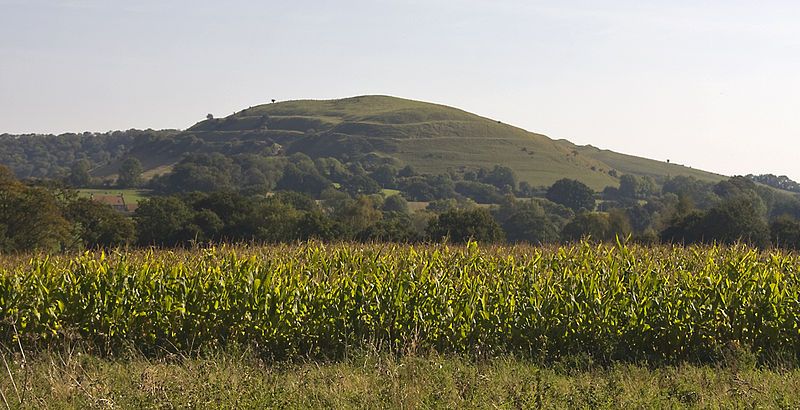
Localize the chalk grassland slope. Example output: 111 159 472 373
101 95 725 189
567 142 721 183
198 96 724 188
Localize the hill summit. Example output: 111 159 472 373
174 95 722 189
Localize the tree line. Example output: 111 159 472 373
0 129 178 180
3 162 800 252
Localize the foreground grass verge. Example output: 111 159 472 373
2 350 799 409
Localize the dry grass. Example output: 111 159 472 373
1 349 800 409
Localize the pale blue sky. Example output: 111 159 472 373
2 0 799 179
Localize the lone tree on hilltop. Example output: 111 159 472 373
206 113 213 120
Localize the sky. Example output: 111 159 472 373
1 0 799 179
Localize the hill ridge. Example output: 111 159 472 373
106 95 726 189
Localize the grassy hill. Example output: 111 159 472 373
107 95 726 190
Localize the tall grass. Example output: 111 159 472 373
1 242 798 363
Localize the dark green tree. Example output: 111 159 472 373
154 153 240 193
297 212 343 241
276 163 332 197
191 208 225 241
249 199 304 242
770 216 800 250
402 178 437 201
334 196 382 238
187 191 254 239
369 164 398 188
618 174 639 199
502 208 560 244
271 191 320 212
314 157 351 182
660 211 705 245
397 165 417 178
0 167 72 252
702 197 769 247
117 157 143 188
482 165 517 191
65 198 136 248
660 197 770 248
359 214 420 242
618 174 656 199
342 175 381 197
382 194 409 213
546 178 595 212
561 212 611 242
607 208 633 239
454 181 503 204
134 196 197 246
426 208 504 243
67 159 92 187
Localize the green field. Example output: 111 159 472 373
2 241 800 407
3 242 799 363
77 188 151 204
380 188 401 196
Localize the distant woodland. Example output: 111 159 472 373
1 142 800 253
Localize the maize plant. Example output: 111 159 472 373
0 242 798 363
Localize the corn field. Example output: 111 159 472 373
1 242 798 363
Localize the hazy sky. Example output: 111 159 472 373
2 0 799 179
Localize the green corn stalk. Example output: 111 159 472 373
0 241 798 363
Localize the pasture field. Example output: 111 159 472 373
77 188 151 204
